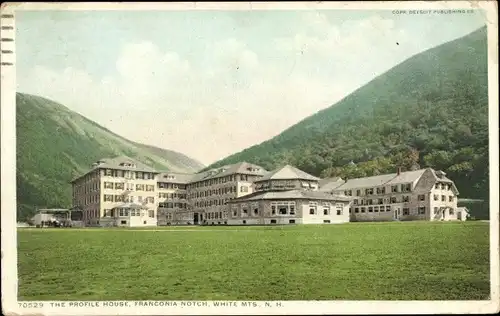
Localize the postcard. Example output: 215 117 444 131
1 1 499 315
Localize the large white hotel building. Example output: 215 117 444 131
70 156 466 227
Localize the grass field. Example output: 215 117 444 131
16 222 490 301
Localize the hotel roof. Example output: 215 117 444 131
255 165 320 182
321 168 454 192
229 189 352 203
70 155 158 183
157 172 195 184
189 162 268 183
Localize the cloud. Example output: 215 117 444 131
17 12 445 165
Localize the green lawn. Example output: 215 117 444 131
17 222 490 301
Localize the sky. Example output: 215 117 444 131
16 8 487 165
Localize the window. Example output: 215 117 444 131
324 220 331 223
355 208 360 213
365 188 374 195
441 195 446 201
418 207 426 215
374 206 379 213
418 195 425 201
449 196 454 202
434 194 439 201
403 208 409 215
368 207 373 213
376 187 386 194
115 182 124 190
149 210 155 218
402 183 412 192
323 207 330 215
309 208 316 215
356 190 361 196
449 208 455 215
242 220 246 224
391 185 399 193
402 196 410 202
271 205 276 215
114 195 123 202
390 196 397 203
270 219 277 224
146 185 155 192
121 220 126 224
361 207 366 213
105 169 113 176
136 184 145 191
290 205 295 215
104 182 114 189
378 198 384 205
289 220 295 224
104 194 113 202
279 206 288 215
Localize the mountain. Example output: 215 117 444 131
207 26 489 216
16 93 204 220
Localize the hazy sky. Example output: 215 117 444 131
16 9 486 165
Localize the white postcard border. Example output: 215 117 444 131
1 1 499 315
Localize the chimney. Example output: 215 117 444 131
397 167 402 175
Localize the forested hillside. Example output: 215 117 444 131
209 27 489 205
16 93 204 220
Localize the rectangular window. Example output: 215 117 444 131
449 208 455 215
289 205 295 215
104 182 114 189
434 194 439 201
324 220 331 223
309 208 315 215
402 196 410 202
441 195 446 201
323 208 329 215
354 208 360 213
418 207 426 215
418 194 425 201
374 206 379 213
368 207 373 213
356 190 361 196
402 183 412 192
449 196 454 202
390 196 397 203
403 208 409 215
115 182 124 190
361 207 366 213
